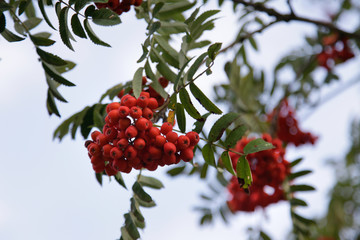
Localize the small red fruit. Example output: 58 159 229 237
135 117 149 131
160 122 173 135
166 131 178 143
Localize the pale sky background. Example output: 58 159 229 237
0 0 359 239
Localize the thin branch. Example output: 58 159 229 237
232 0 360 40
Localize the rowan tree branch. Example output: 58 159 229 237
232 0 360 40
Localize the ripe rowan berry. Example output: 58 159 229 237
154 135 166 147
88 143 101 157
118 118 131 130
91 156 103 165
146 162 158 171
147 98 159 109
134 138 146 150
142 107 154 119
158 77 169 88
130 106 142 119
117 130 126 139
110 147 123 159
166 131 178 143
148 146 162 160
125 125 138 138
96 134 108 146
164 154 176 165
84 140 93 148
163 142 176 156
148 127 160 138
124 145 137 160
142 76 147 85
180 147 194 162
140 91 150 98
157 97 164 107
105 127 117 141
92 163 105 173
102 144 113 158
177 135 190 150
135 117 149 131
105 164 117 176
160 122 173 135
112 158 127 172
136 95 149 108
91 130 101 141
108 110 121 124
116 138 129 150
117 89 125 99
123 95 137 108
186 131 200 146
106 102 120 113
119 106 130 118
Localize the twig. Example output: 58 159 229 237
232 0 360 40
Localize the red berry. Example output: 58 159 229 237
110 147 123 159
148 146 162 160
180 147 194 162
117 138 129 150
135 117 149 131
104 127 117 141
117 89 125 99
154 135 166 147
91 156 103 165
177 135 190 150
130 106 143 119
119 106 130 118
134 0 142 6
166 131 178 143
101 144 113 158
124 145 137 160
125 125 138 138
161 122 173 135
92 163 105 173
112 158 127 172
91 131 101 141
123 96 137 108
147 98 159 109
96 134 108 146
118 118 131 130
186 131 200 146
105 164 117 176
136 95 149 108
142 76 147 85
158 77 169 88
140 91 150 98
148 127 160 138
108 110 121 124
88 143 101 157
106 102 120 113
142 107 153 119
164 142 176 156
134 138 146 150
84 140 93 148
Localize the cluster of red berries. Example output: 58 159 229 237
95 0 142 15
227 134 291 212
316 33 354 71
267 99 318 147
85 90 200 175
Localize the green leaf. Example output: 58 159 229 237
74 0 88 12
59 7 74 51
200 213 213 225
132 67 143 99
208 113 240 142
202 143 216 167
224 125 247 149
84 18 110 47
173 57 192 91
152 2 164 17
120 226 135 240
207 42 222 60
243 138 274 155
138 175 164 189
0 1 12 11
200 163 208 179
84 5 96 17
179 88 203 121
38 0 56 30
92 8 121 26
0 12 6 33
248 36 258 51
18 0 31 16
1 29 25 42
42 62 75 86
167 165 186 176
193 112 211 133
30 35 55 46
186 52 207 82
259 231 271 240
124 213 140 240
54 60 76 74
115 172 127 189
133 194 156 208
154 35 179 68
175 103 186 133
236 155 252 186
80 105 95 139
148 21 161 35
290 184 316 192
149 79 168 99
189 83 222 114
71 14 87 38
46 90 61 117
95 172 103 186
37 48 67 66
184 7 199 24
290 198 308 207
221 151 236 176
290 158 303 168
46 76 67 102
157 1 196 19
132 182 152 202
292 212 315 225
288 170 312 181
137 44 148 63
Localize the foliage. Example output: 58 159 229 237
2 0 360 239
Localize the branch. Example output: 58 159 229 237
232 0 360 40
